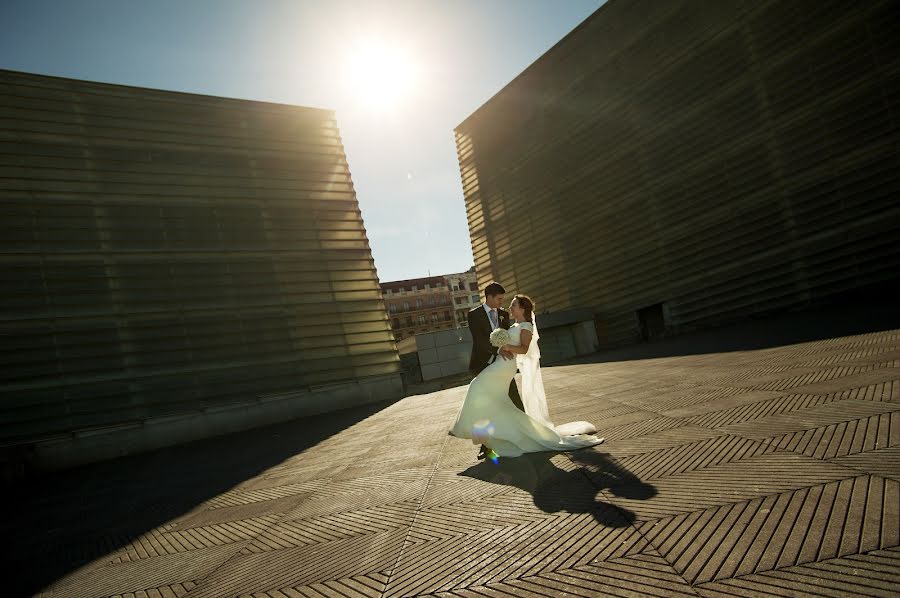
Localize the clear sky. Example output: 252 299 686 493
0 0 603 282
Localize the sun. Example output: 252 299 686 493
343 37 420 112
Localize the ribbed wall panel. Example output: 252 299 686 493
456 0 900 347
0 70 399 443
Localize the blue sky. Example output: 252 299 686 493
0 0 603 282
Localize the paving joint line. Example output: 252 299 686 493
562 450 676 571
177 485 334 596
380 431 452 597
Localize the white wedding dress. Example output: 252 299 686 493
450 320 604 457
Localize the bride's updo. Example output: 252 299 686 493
515 295 534 323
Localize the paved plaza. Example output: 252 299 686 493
14 323 900 597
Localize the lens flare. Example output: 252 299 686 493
472 419 495 444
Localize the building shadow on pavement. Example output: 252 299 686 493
458 448 655 528
6 399 397 597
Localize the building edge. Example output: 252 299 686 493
1 372 402 478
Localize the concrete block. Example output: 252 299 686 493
439 360 468 378
415 334 436 350
540 327 577 364
418 347 439 365
437 344 469 362
434 329 469 347
573 321 599 355
420 363 443 381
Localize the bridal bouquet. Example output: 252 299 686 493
489 328 510 348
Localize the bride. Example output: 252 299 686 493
450 294 604 461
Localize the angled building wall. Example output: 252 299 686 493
0 70 401 469
455 0 900 347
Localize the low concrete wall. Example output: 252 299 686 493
532 310 600 364
21 373 403 472
411 315 600 380
416 328 473 381
539 321 600 363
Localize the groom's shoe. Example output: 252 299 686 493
477 445 488 460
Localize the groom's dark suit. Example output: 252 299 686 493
468 305 524 412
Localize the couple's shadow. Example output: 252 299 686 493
458 448 655 528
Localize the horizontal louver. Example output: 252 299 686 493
455 0 900 347
0 70 399 443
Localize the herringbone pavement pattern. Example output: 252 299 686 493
25 328 900 597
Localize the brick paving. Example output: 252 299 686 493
13 325 900 597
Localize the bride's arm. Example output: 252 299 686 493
501 330 532 355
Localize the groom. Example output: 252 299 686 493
468 281 524 413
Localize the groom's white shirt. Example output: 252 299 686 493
483 303 499 331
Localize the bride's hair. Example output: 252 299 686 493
514 295 534 322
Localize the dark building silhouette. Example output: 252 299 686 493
455 0 900 348
0 70 401 470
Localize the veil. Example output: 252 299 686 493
517 315 597 437
516 315 552 427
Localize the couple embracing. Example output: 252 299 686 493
450 282 604 462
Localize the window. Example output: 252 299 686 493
444 311 450 320
403 301 410 311
470 282 478 291
424 283 430 290
385 288 392 295
418 315 426 325
389 304 397 313
460 281 467 291
405 316 413 327
452 285 459 292
455 297 463 305
392 318 399 327
416 299 424 310
432 313 439 323
411 285 417 292
471 294 479 304
428 298 435 307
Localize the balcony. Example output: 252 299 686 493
387 302 452 315
383 287 449 298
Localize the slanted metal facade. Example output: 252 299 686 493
456 0 900 347
0 70 400 447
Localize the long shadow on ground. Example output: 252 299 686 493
7 399 396 597
459 448 655 528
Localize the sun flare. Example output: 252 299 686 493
343 37 420 112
